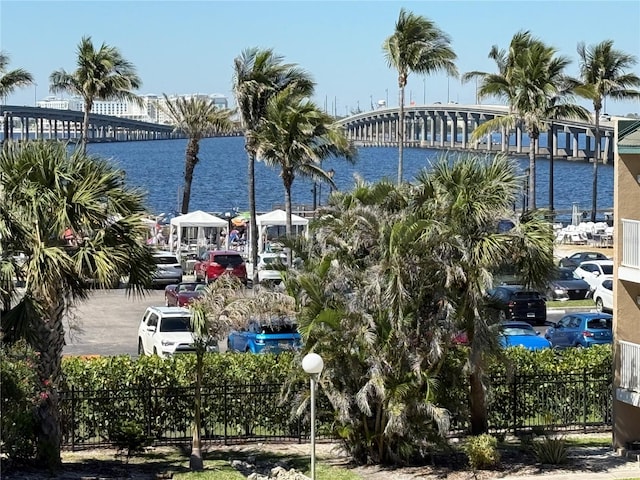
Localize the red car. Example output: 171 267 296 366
193 250 247 284
164 282 207 307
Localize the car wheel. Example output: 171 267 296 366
595 297 603 312
245 346 251 354
575 343 585 349
138 339 144 356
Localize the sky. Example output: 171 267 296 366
2 0 640 115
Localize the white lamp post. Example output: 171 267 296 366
302 352 324 480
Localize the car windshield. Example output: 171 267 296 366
154 255 179 265
194 284 207 292
600 265 613 275
503 327 536 336
587 318 612 330
555 270 575 280
214 254 243 267
262 256 284 265
160 316 191 332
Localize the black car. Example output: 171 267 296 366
488 285 547 326
558 251 609 269
546 267 591 301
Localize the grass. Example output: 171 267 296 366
546 299 596 309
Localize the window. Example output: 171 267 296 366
587 318 612 330
154 254 179 265
160 316 191 332
213 254 244 267
600 264 613 275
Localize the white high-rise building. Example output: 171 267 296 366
35 93 229 124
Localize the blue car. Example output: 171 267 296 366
500 321 551 350
228 318 302 354
544 312 613 348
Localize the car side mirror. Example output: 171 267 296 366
594 272 600 277
147 325 156 332
536 331 541 336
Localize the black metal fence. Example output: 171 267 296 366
59 372 612 450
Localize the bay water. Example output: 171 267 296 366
87 136 613 223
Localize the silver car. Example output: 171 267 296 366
152 251 183 286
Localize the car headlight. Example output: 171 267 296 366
256 338 265 345
554 288 567 295
161 340 176 346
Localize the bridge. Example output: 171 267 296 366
338 104 615 163
0 105 184 143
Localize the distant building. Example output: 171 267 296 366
612 119 640 450
36 93 230 124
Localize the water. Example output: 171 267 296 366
86 136 613 222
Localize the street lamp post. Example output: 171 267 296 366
302 353 324 480
34 82 38 107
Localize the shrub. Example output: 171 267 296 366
109 420 152 463
0 340 40 462
533 435 568 464
464 434 501 470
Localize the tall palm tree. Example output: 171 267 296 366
254 89 356 240
0 140 155 467
575 40 640 222
382 8 457 184
0 51 33 103
49 36 142 152
161 94 234 214
232 47 314 284
469 34 589 210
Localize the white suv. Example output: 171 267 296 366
151 251 183 287
593 278 613 313
138 306 201 357
573 260 614 292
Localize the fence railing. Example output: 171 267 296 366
619 340 640 393
59 372 612 450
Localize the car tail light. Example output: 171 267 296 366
582 330 594 337
507 301 516 307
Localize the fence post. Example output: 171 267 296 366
71 386 76 451
223 381 228 446
512 373 518 435
583 368 588 432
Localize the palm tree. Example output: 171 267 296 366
161 94 234 214
49 36 142 152
0 140 155 467
232 47 314 284
254 89 356 241
575 40 640 222
0 51 33 103
469 34 589 210
382 8 457 184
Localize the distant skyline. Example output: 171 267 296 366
2 0 639 115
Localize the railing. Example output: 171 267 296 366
619 340 640 392
56 371 612 450
622 219 640 269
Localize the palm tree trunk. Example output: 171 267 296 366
591 111 601 223
81 100 91 154
181 139 200 214
469 370 488 434
33 299 66 468
248 151 259 285
190 351 204 471
284 180 293 267
528 137 537 210
397 86 405 184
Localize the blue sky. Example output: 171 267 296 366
2 0 639 115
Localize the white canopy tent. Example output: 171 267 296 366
169 210 227 255
255 209 309 254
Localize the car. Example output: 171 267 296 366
194 250 247 284
573 260 614 291
254 252 287 284
593 278 614 313
138 306 217 357
151 251 183 287
544 312 613 348
164 282 207 307
227 317 302 354
487 285 547 326
546 267 591 301
500 321 551 350
558 251 609 269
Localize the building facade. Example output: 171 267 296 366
36 93 229 124
613 119 640 450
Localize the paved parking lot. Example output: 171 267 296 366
63 288 165 357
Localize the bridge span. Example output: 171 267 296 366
0 105 184 143
338 104 614 163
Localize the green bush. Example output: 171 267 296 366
464 434 501 469
532 435 568 464
0 340 40 461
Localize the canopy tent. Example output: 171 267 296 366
254 209 309 254
169 210 228 255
